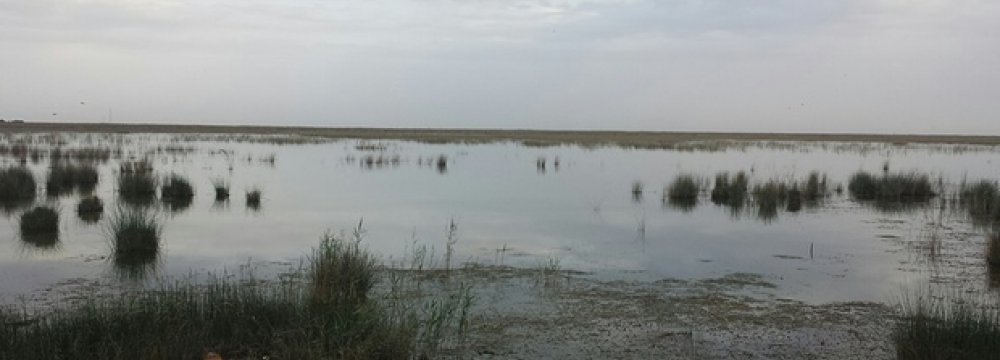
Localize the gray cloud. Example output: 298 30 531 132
0 0 998 134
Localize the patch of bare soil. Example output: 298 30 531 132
432 270 893 359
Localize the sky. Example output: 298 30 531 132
0 0 998 134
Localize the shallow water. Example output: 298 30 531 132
0 133 997 304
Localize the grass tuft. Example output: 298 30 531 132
710 171 749 212
895 292 1000 360
76 195 104 223
246 188 262 209
160 175 194 212
20 206 59 236
106 207 161 279
848 171 935 202
665 174 700 211
212 178 230 201
0 167 36 204
45 164 98 196
988 231 1000 272
961 180 1000 226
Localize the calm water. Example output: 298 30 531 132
1 133 998 304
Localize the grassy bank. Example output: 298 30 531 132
895 292 1000 360
0 232 468 359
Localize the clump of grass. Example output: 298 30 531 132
988 231 1000 272
246 188 262 209
20 206 59 236
710 171 749 209
160 175 194 200
667 174 700 200
0 167 36 204
752 180 790 222
308 229 377 310
118 172 156 205
160 175 194 212
666 175 700 211
848 171 935 201
76 196 104 223
45 164 99 196
19 206 59 247
106 207 161 278
212 178 230 201
436 155 448 174
802 171 828 201
894 292 1000 360
961 180 1000 226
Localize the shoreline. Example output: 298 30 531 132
3 121 1000 148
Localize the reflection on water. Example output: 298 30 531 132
0 134 1000 303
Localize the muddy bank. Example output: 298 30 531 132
3 122 1000 149
392 269 894 359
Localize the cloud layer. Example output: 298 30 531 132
1 0 998 133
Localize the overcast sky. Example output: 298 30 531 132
1 0 998 134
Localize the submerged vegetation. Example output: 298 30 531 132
0 231 469 359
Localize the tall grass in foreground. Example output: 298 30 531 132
0 233 439 359
895 292 1000 360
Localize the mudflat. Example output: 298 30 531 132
2 121 999 148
